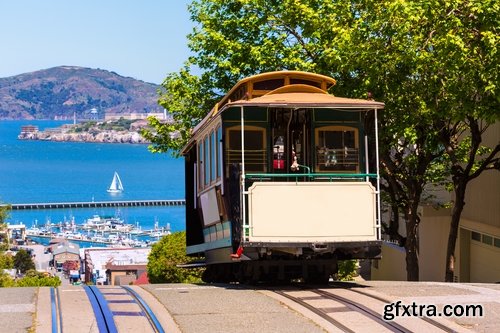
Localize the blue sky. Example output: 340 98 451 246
0 1 193 84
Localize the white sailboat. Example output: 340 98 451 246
107 171 124 193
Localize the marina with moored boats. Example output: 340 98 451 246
23 214 172 248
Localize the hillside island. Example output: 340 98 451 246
0 66 177 144
18 117 156 144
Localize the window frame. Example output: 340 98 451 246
204 135 210 186
198 140 204 191
314 125 360 173
225 124 267 175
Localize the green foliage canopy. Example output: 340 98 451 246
0 270 61 288
147 0 499 280
14 249 35 274
147 0 498 152
147 231 203 283
0 203 9 251
15 270 61 287
0 253 14 270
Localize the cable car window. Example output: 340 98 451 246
226 125 267 173
229 86 247 102
315 126 359 172
210 130 216 183
290 78 321 88
216 126 222 179
198 140 204 190
204 136 210 185
253 79 284 91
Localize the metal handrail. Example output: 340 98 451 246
245 172 377 181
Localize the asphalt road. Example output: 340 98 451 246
1 280 498 332
12 238 497 332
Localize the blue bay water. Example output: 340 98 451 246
0 120 185 235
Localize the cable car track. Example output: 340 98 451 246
273 289 411 332
271 284 456 333
84 286 119 333
328 282 457 333
49 286 165 333
50 287 64 333
122 286 165 333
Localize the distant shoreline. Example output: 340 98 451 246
17 119 152 144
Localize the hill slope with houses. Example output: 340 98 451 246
0 66 163 120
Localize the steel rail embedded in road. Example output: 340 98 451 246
273 286 413 333
329 282 457 333
122 286 165 333
273 290 355 332
50 287 63 333
313 288 412 333
84 286 119 333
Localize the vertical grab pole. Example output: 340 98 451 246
219 137 224 195
240 105 247 240
374 108 381 240
364 135 369 182
193 163 197 209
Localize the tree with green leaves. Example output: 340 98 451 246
14 249 35 274
414 1 500 281
15 270 61 287
147 231 203 283
0 203 10 250
0 270 61 288
346 0 499 280
0 272 15 288
146 0 499 281
0 252 14 270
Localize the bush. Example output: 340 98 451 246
336 260 359 281
14 249 35 273
15 270 61 287
0 252 14 270
0 272 15 287
0 270 61 288
147 231 204 283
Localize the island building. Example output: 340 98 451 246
19 125 39 134
104 109 173 122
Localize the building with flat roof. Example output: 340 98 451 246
105 263 148 286
84 247 150 285
104 111 172 122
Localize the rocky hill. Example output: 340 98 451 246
0 66 162 119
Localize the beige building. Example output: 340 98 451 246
104 111 172 121
105 263 147 286
52 242 80 272
84 248 150 285
372 122 500 283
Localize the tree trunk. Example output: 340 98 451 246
445 180 466 282
405 219 419 281
405 199 420 281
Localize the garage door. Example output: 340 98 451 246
470 234 500 283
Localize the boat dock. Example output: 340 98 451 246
6 199 185 210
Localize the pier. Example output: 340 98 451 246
5 199 185 210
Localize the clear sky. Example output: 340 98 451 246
0 1 193 84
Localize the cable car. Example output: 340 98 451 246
181 71 383 283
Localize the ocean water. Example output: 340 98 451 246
0 120 185 234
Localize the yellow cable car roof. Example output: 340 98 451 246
226 84 384 109
182 71 384 154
